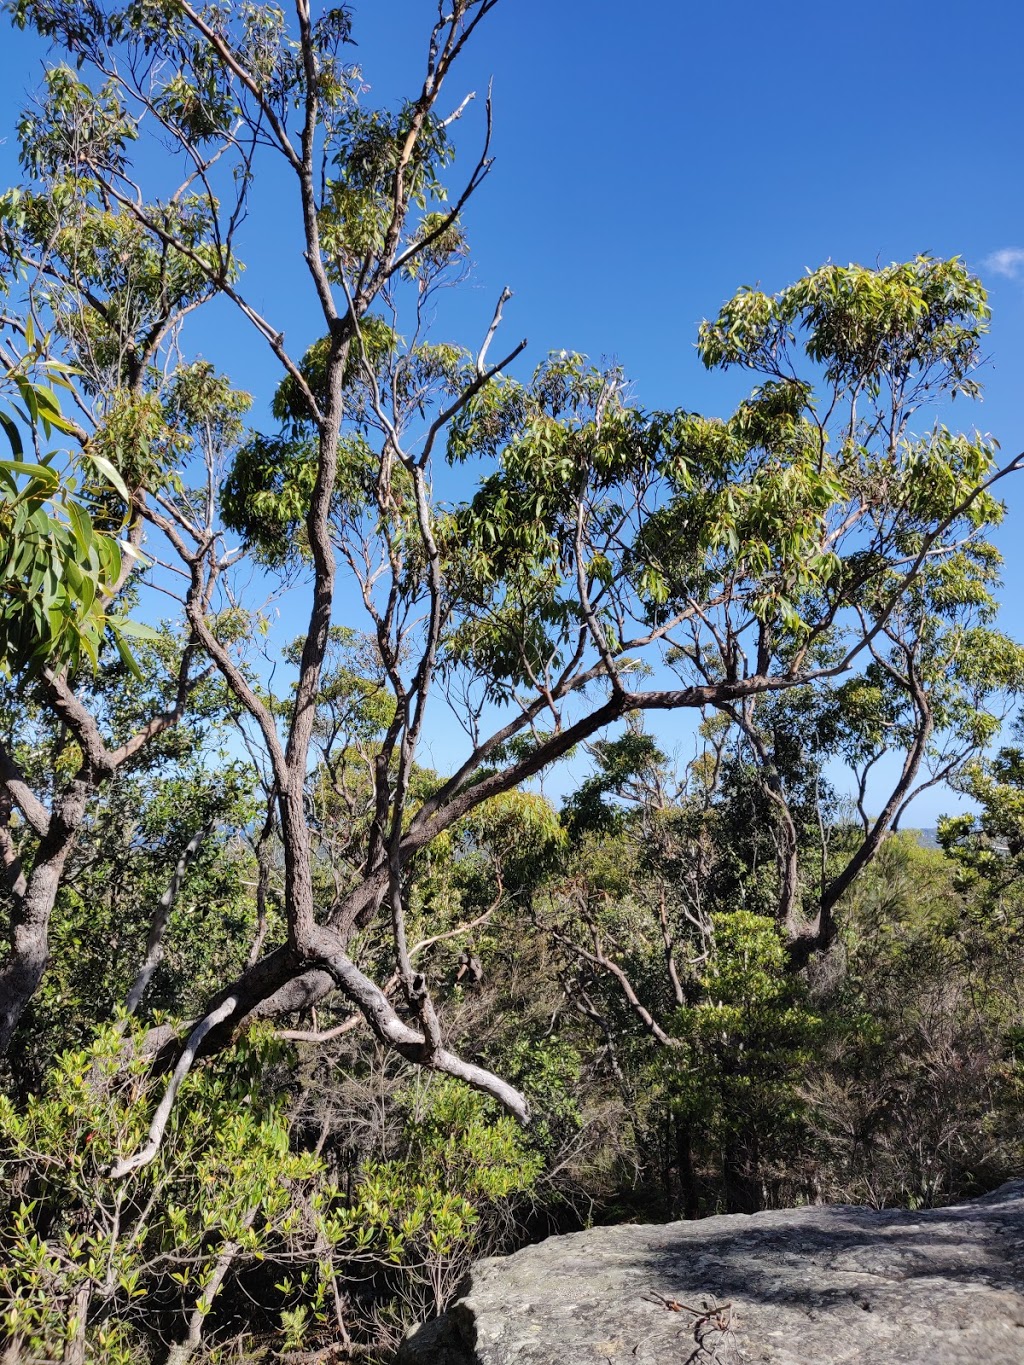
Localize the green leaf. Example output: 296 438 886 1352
106 615 162 641
0 410 23 457
66 500 94 557
83 450 131 502
0 458 59 489
111 628 144 680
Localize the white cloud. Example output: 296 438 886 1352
983 247 1024 280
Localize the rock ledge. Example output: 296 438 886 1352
397 1181 1024 1363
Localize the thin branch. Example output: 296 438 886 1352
122 823 211 1019
549 924 680 1050
109 995 240 1179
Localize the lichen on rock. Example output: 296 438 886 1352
398 1181 1024 1364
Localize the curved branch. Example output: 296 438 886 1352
109 995 239 1179
305 925 529 1120
548 924 680 1051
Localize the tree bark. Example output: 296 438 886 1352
62 1284 91 1365
0 778 91 1054
817 667 934 934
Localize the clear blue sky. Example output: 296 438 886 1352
1 0 1023 821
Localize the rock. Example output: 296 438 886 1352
397 1181 1024 1364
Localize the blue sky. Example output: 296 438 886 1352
1 0 1023 822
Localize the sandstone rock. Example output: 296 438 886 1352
397 1181 1024 1364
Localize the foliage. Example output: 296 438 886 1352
331 1078 541 1320
4 762 260 1092
802 836 1024 1208
0 1 1022 1358
0 1024 330 1364
0 353 153 677
668 911 821 1211
939 719 1024 925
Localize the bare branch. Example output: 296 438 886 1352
0 739 51 839
109 995 240 1179
549 923 680 1051
122 823 211 1019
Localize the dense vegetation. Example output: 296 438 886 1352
1 1 1022 1360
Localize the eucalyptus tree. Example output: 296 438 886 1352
697 539 1024 956
0 0 1020 1148
939 717 1024 932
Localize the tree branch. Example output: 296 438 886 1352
109 995 240 1179
0 738 51 838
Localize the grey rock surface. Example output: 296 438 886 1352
397 1182 1024 1364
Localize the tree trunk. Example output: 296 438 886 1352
62 1284 91 1365
818 670 934 933
0 779 90 1054
164 1221 251 1365
675 1116 700 1220
722 1138 760 1215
